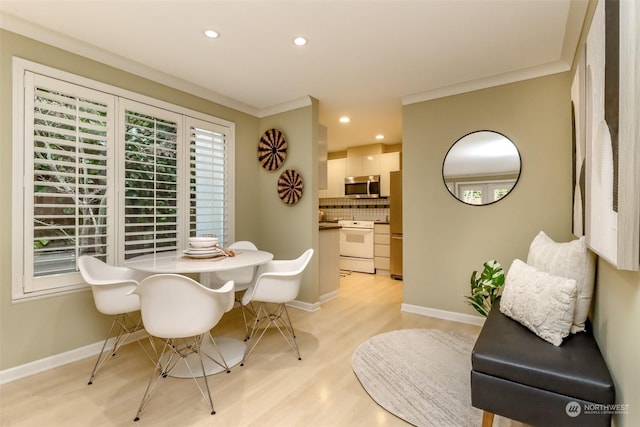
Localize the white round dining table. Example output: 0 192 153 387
124 249 273 274
124 249 273 377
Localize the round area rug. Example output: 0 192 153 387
352 329 481 427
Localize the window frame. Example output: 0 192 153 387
455 179 516 205
12 58 235 302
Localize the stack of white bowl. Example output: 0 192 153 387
183 236 222 258
188 236 219 249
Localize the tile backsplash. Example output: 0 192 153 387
319 197 389 222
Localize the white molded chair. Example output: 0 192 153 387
78 255 151 385
130 274 234 422
241 248 314 364
206 241 259 339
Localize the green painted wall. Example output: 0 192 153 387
402 73 574 313
593 264 640 427
257 100 320 305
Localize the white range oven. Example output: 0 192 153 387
338 220 375 273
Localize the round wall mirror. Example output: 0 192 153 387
442 131 521 206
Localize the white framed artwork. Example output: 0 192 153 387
584 0 639 271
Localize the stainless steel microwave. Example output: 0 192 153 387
344 175 380 198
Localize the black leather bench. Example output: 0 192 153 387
471 301 615 427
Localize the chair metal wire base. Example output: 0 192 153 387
241 303 301 364
238 295 255 341
87 313 156 385
133 333 227 422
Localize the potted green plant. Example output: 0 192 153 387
464 260 505 317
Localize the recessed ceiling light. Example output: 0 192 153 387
204 29 220 39
375 134 384 140
339 116 350 124
293 36 308 46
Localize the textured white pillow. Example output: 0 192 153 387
500 259 577 346
527 231 596 333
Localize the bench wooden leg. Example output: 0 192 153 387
482 411 495 427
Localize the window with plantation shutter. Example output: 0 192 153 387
13 59 235 301
188 118 232 247
121 102 182 260
23 72 115 294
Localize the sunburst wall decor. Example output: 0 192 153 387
258 128 287 171
277 169 304 205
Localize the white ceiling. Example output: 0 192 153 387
0 0 589 152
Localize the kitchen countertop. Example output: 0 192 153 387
318 220 389 229
319 222 342 230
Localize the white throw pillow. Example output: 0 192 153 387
500 259 577 346
527 231 596 333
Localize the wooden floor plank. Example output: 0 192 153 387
0 273 527 426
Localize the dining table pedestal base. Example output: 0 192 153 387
162 336 245 378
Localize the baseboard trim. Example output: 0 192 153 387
287 299 321 312
319 290 339 304
401 303 485 326
0 329 148 385
289 292 338 311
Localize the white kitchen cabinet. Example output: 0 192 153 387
345 156 359 177
362 154 381 175
321 152 399 198
380 152 400 197
374 223 391 274
346 154 380 177
318 125 328 190
323 158 346 197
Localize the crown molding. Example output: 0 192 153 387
401 60 570 105
257 96 313 118
0 12 260 117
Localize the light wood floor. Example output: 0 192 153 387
0 273 526 427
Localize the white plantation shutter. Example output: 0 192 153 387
24 72 115 292
14 60 234 300
121 102 182 259
187 118 231 247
